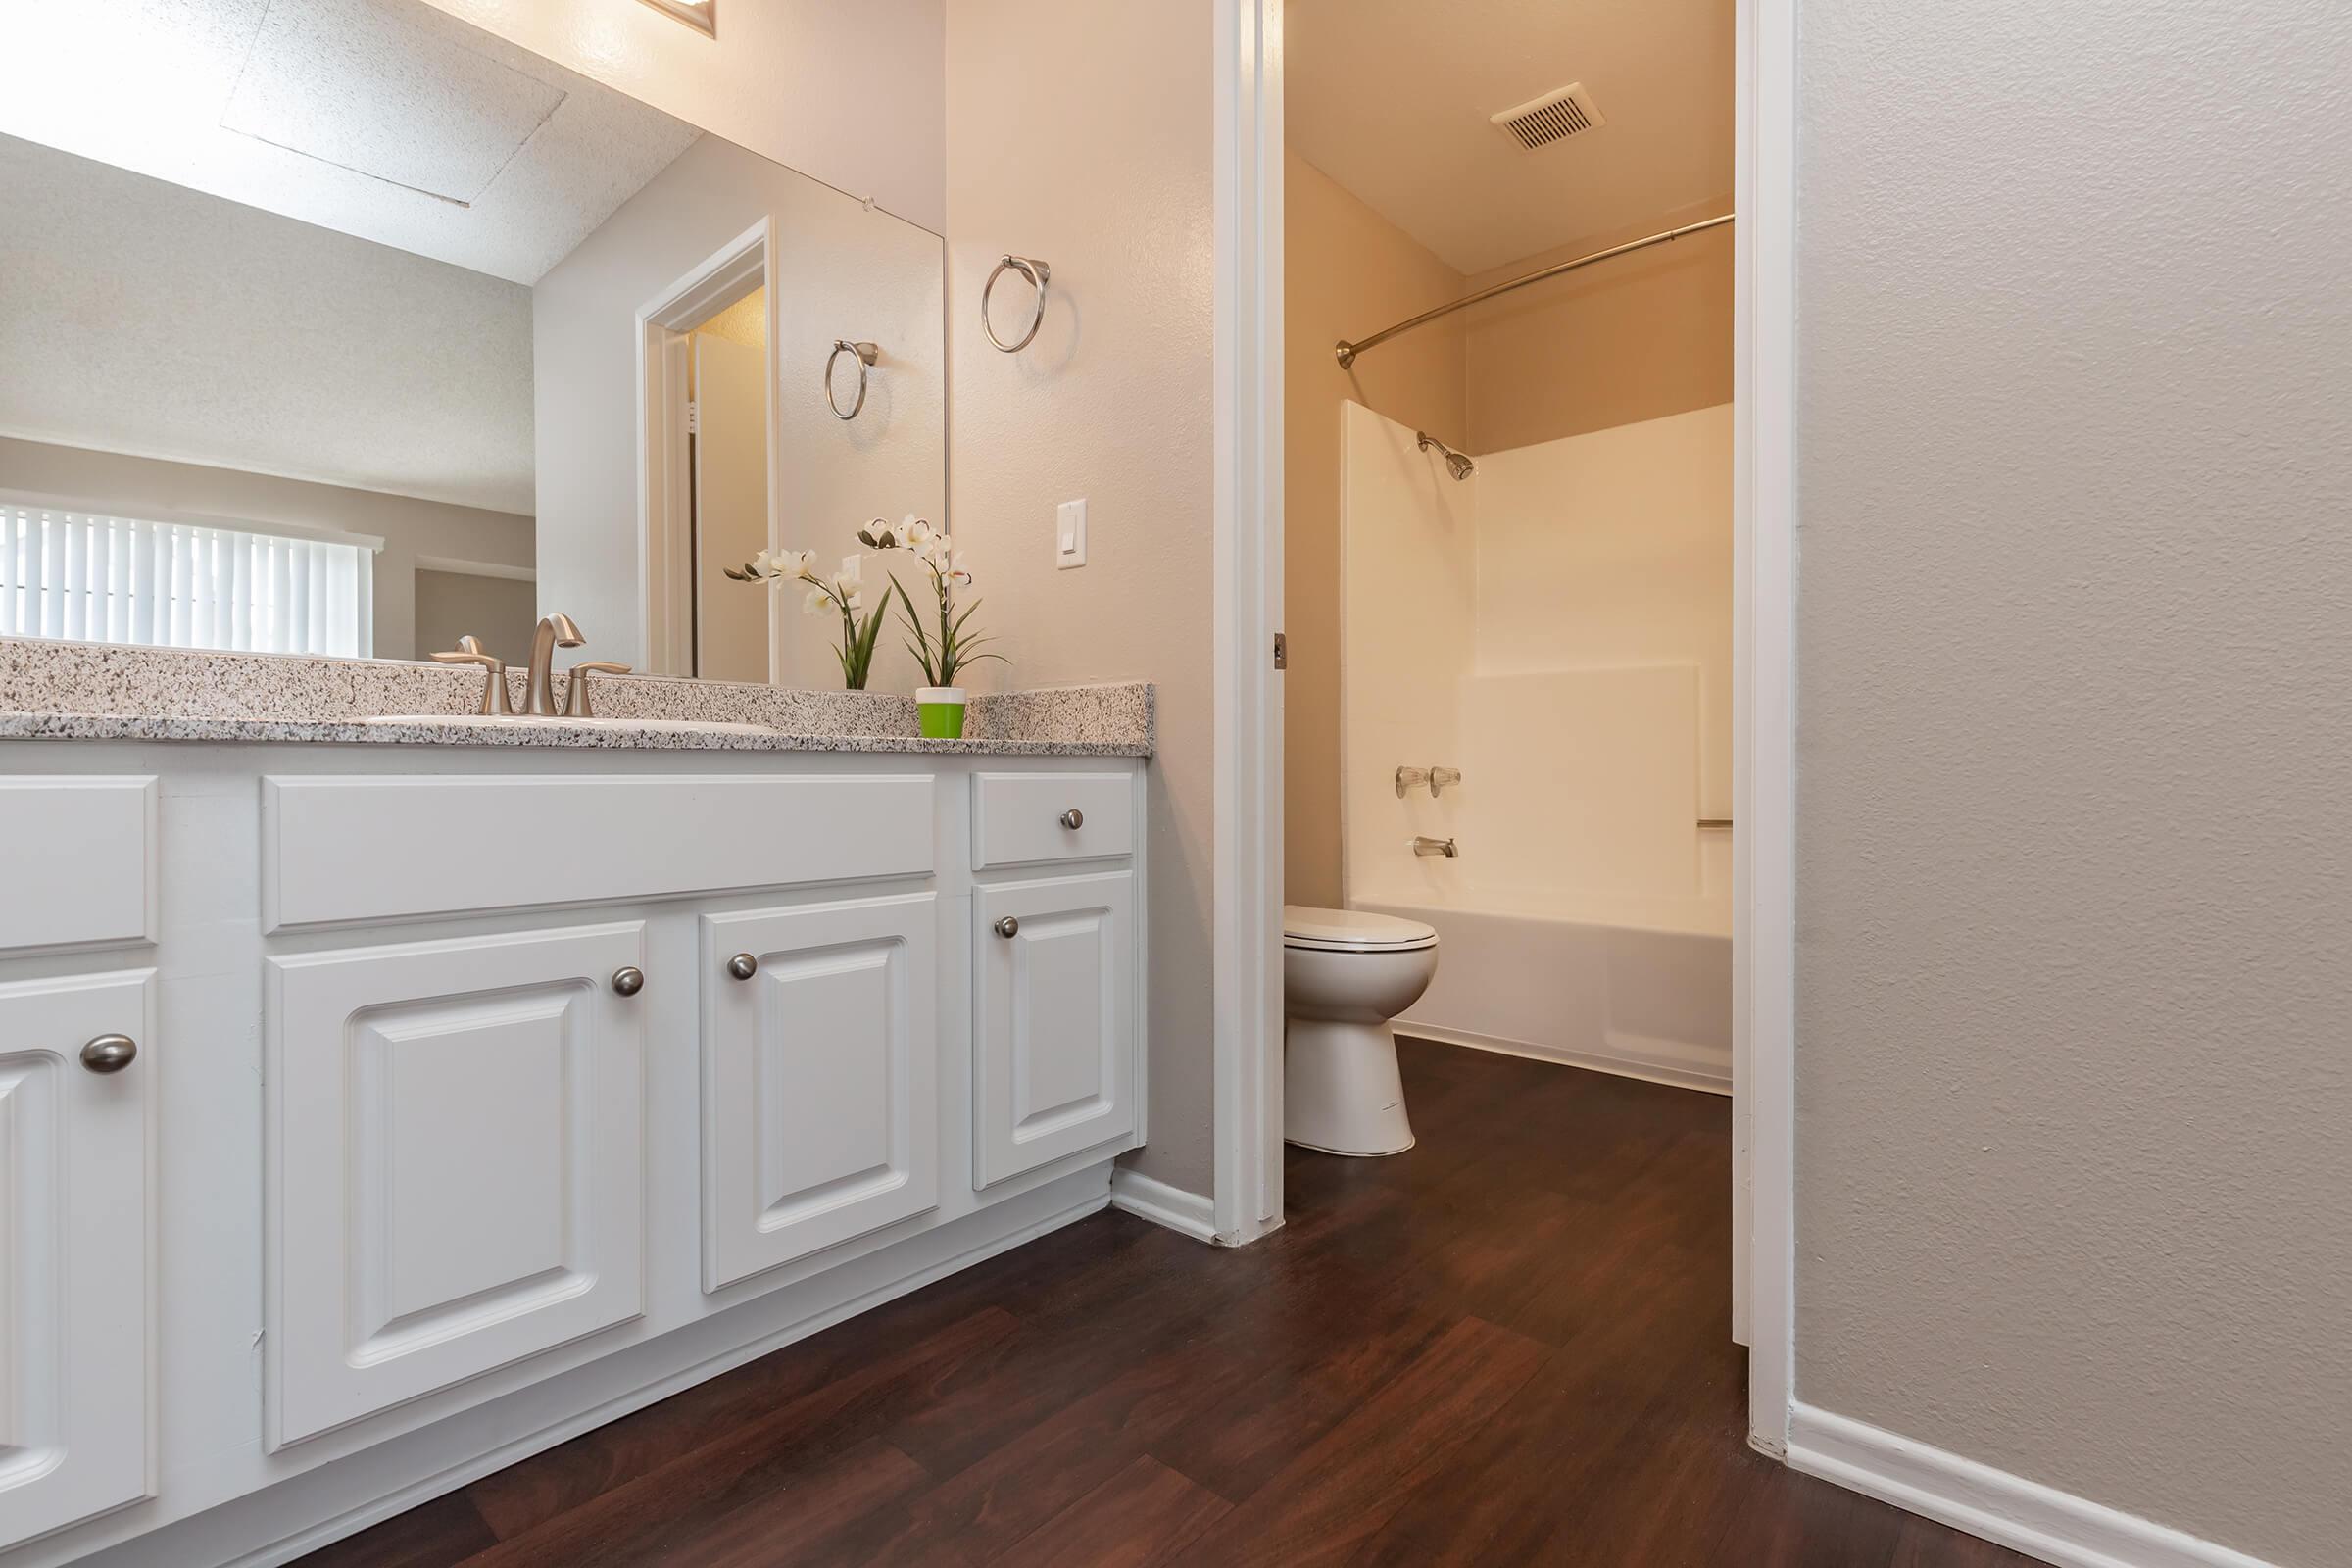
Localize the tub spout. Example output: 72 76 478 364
1410 835 1458 858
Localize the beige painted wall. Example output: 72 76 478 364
1462 197 1734 454
0 435 534 661
533 134 943 679
418 0 946 233
414 568 536 666
1284 154 1466 907
944 0 1215 1195
1795 1 2352 1562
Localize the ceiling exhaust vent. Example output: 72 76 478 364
1491 83 1606 150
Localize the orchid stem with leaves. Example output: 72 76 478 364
722 547 889 690
857 515 1007 689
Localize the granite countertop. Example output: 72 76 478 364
0 710 1150 757
0 639 1153 759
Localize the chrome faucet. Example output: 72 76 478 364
1411 835 1459 858
522 612 584 716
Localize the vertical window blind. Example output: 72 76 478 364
0 504 373 658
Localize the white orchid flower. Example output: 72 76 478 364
748 548 775 577
902 518 934 553
944 551 972 588
781 548 818 582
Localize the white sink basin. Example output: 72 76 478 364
359 714 777 736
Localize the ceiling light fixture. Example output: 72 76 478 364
635 0 715 37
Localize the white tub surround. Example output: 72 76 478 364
0 731 1149 1568
1337 401 1732 1089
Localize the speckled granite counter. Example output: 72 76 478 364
0 638 1152 757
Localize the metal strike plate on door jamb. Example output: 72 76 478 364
1273 632 1288 670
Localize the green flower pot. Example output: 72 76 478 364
917 686 967 739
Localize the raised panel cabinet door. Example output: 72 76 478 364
265 924 647 1449
700 894 940 1292
973 871 1137 1187
0 971 154 1552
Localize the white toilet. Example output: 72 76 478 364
1282 905 1441 1155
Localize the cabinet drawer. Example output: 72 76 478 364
0 777 155 955
265 773 934 929
264 923 646 1447
971 771 1134 870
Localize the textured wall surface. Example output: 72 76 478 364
1462 199 1733 455
944 0 1216 1196
1795 2 2352 1561
1285 153 1467 908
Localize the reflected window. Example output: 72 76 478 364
0 504 373 658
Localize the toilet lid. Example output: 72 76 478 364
1282 905 1439 952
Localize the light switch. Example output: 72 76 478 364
1055 499 1088 569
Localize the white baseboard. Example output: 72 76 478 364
1400 1021 1732 1097
1786 1404 2281 1568
1108 1166 1218 1244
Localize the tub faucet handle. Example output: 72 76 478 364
1428 767 1462 797
1395 766 1429 799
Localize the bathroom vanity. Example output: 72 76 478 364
0 656 1152 1568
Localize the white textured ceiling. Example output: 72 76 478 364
1288 0 1734 274
0 134 536 515
0 0 701 284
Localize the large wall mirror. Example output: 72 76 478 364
0 0 945 684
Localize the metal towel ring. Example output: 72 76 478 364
825 339 878 419
981 255 1051 353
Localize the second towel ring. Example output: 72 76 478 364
982 255 1052 353
825 339 878 419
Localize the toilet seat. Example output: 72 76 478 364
1281 905 1438 954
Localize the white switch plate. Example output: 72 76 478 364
1055 498 1088 569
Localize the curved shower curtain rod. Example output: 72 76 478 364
1334 212 1735 368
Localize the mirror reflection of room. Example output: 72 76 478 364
0 0 944 687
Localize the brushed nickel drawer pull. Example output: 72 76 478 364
994 916 1020 939
1060 808 1084 830
80 1033 137 1074
726 953 760 981
610 966 645 997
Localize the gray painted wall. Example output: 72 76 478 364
1794 2 2352 1562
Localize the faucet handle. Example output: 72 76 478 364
430 639 512 716
1395 766 1430 799
564 662 633 718
1428 766 1462 797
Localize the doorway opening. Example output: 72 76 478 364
637 220 776 680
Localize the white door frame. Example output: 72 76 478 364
1207 0 1799 1447
634 219 776 679
1209 0 1286 1247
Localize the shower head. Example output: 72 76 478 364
1415 431 1476 480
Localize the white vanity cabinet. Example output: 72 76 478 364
0 745 1149 1568
0 972 155 1554
972 871 1139 1186
698 893 941 1290
263 923 650 1448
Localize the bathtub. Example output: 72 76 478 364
1357 890 1732 1093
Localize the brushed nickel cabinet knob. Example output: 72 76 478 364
80 1034 137 1074
610 966 645 997
726 953 760 981
994 916 1020 939
1059 808 1084 830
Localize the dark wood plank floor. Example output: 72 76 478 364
298 1040 2034 1567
